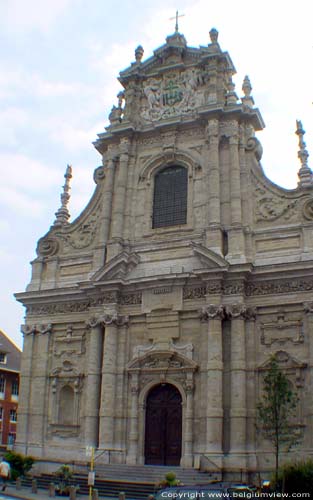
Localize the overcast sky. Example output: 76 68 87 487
1 0 312 348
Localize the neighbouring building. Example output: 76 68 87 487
15 26 313 479
0 329 21 447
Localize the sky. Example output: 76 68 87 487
0 0 312 348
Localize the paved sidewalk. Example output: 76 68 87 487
1 485 119 500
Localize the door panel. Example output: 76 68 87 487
144 384 182 465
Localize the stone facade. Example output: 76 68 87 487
15 28 313 476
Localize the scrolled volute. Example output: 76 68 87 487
302 198 313 221
245 136 263 161
93 166 106 184
36 237 59 257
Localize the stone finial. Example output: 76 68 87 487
135 45 144 63
296 120 313 188
225 77 238 106
53 164 72 226
241 75 254 108
209 28 219 44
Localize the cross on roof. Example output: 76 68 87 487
169 10 185 33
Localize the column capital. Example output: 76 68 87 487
200 304 224 321
304 302 313 315
21 324 53 336
86 313 129 328
225 303 247 319
225 304 256 320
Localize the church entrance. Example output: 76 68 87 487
144 383 182 465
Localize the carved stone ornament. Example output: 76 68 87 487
260 351 307 388
302 198 313 220
260 313 304 346
127 350 197 373
55 210 100 249
183 286 206 299
86 313 129 328
21 324 53 336
93 166 106 184
36 237 59 257
200 304 224 321
26 292 141 316
304 302 313 314
245 136 263 161
141 69 209 122
256 196 298 222
225 303 247 319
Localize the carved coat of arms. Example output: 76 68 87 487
141 69 207 122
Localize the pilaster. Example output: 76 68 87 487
181 374 194 467
228 122 245 261
200 304 224 464
15 325 36 453
126 373 139 464
106 138 130 261
226 303 248 469
94 147 116 268
206 118 222 253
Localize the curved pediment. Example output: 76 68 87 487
127 350 198 372
90 251 140 282
259 351 307 371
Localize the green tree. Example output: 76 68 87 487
257 355 300 488
4 451 35 480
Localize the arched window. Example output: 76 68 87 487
152 165 188 228
58 385 74 425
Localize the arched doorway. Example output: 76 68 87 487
144 383 182 465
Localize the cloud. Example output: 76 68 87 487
0 0 73 35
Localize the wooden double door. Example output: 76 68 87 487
144 383 182 465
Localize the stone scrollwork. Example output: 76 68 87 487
56 210 100 250
200 304 225 321
36 237 59 257
302 198 313 220
93 166 106 184
245 136 263 161
256 196 298 222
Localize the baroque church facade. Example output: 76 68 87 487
16 27 313 477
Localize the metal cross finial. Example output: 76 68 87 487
169 10 185 33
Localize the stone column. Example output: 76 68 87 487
126 373 139 464
182 374 194 467
107 138 130 261
99 314 129 454
200 305 224 460
206 118 222 253
226 303 248 468
84 318 103 447
15 325 36 453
